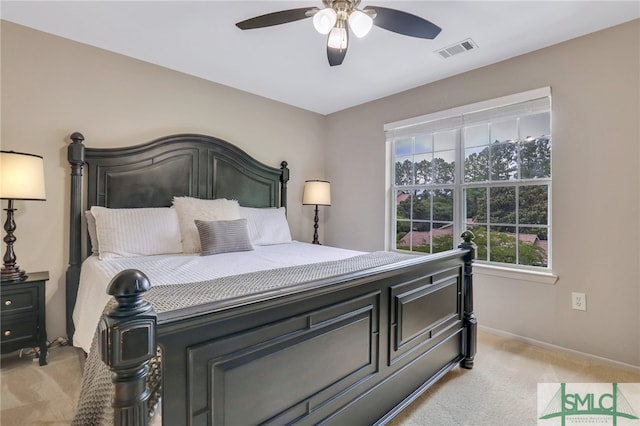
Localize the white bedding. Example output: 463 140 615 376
72 241 363 353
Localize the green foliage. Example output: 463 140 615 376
398 233 453 254
395 159 412 186
394 133 550 267
519 186 548 225
489 186 516 224
395 156 455 186
432 234 454 253
520 137 551 179
396 196 411 219
468 226 547 267
465 150 489 182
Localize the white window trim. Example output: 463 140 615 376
474 263 558 285
384 87 555 276
384 87 551 132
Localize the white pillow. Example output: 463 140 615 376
172 197 241 253
239 206 292 246
90 206 182 260
85 210 99 255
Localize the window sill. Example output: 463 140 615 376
473 263 558 285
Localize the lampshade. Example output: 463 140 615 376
348 9 373 38
0 151 47 201
313 7 337 34
303 180 331 206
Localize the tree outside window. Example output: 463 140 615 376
391 101 551 269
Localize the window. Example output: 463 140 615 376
387 88 551 269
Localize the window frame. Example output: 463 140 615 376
385 87 552 271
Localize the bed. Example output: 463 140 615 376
65 131 477 425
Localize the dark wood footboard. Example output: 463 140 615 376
99 234 476 426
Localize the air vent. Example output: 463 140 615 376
436 38 477 59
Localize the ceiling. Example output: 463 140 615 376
2 1 638 115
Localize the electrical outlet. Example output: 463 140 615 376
571 292 586 311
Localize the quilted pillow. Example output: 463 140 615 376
172 197 241 253
195 219 253 256
90 206 182 260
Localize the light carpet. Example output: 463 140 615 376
1 331 638 425
1 345 84 426
389 332 639 425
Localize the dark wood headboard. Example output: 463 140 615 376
65 132 290 342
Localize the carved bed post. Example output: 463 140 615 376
280 161 289 210
459 230 477 369
66 132 85 343
98 269 157 426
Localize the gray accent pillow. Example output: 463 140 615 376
195 218 254 256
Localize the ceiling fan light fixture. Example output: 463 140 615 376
236 3 442 67
328 23 348 50
313 7 337 34
348 9 373 38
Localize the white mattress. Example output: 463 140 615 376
72 242 363 353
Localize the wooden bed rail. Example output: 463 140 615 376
98 233 476 425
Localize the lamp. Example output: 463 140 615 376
313 2 374 39
0 151 46 281
328 20 348 50
302 180 331 245
313 7 337 34
348 9 373 38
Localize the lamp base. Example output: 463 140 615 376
1 266 27 282
2 199 27 282
311 204 321 245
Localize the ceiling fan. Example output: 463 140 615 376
236 0 442 66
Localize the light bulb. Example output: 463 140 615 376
348 9 373 38
313 7 337 35
328 25 348 50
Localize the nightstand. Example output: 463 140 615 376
1 271 49 366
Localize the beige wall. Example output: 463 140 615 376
325 20 640 366
2 18 639 368
0 21 327 342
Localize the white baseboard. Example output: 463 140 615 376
479 325 640 375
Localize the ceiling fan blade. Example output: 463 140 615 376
327 46 347 66
365 6 442 39
327 32 349 66
236 7 317 30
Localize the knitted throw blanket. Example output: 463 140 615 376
72 251 416 425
